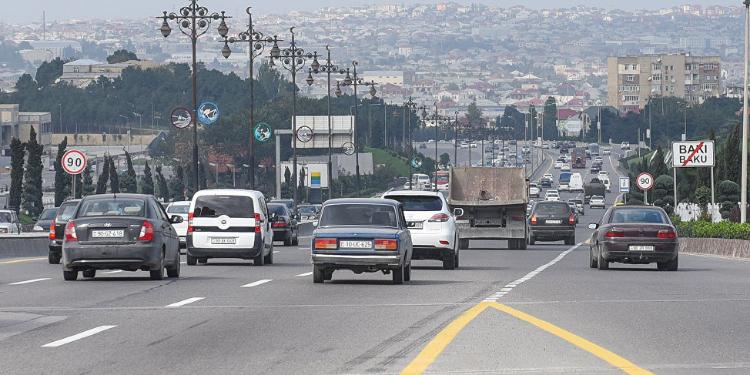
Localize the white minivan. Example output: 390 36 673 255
187 189 274 266
569 173 584 192
166 200 190 252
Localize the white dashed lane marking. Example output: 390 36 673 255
166 297 205 308
8 278 51 285
41 325 117 348
241 279 272 288
296 272 312 277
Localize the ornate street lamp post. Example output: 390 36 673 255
221 7 279 190
404 97 416 189
159 0 230 194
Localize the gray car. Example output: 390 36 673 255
311 198 413 284
61 194 183 281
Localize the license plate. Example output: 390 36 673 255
340 240 372 249
211 237 237 245
91 229 124 238
407 221 423 229
545 219 562 224
629 245 655 251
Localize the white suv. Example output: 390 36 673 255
187 190 274 266
383 191 459 270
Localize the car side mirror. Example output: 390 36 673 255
453 208 464 217
312 221 319 227
588 223 598 230
170 215 184 224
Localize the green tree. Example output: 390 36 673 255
81 164 94 197
8 138 24 211
169 165 185 201
54 136 71 206
35 58 66 88
439 152 450 167
109 157 120 193
121 151 138 193
96 157 110 194
466 101 483 129
14 73 37 93
542 96 558 141
140 161 154 195
724 123 741 184
298 167 307 192
650 147 669 178
283 166 291 198
21 127 43 217
155 165 169 201
106 49 138 64
529 105 538 141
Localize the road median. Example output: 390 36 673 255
680 238 750 259
0 233 49 259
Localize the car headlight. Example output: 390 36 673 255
33 225 43 231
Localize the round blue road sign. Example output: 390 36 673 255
197 101 220 125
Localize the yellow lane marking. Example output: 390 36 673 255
402 301 653 375
490 302 653 375
0 257 47 265
400 302 491 375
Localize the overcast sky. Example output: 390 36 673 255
4 1 740 23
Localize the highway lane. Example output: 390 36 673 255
2 149 750 374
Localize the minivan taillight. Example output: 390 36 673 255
49 219 56 240
64 221 77 242
187 212 194 234
254 213 262 233
428 213 450 222
138 220 154 241
657 230 676 239
314 238 337 250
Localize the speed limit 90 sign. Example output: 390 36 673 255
61 149 87 175
636 172 654 191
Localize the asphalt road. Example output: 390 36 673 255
2 150 750 374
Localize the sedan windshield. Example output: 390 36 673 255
610 208 667 224
79 199 146 217
39 209 57 220
319 204 397 227
385 195 442 211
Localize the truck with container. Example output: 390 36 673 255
448 167 528 250
571 148 587 169
583 177 606 203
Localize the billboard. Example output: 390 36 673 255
279 161 330 189
671 140 714 168
293 116 354 149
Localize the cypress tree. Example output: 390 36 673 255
96 157 110 194
81 164 94 196
21 127 43 217
109 157 120 193
121 151 138 193
155 165 169 201
169 165 185 201
54 136 71 206
141 161 154 195
8 138 25 211
725 123 741 184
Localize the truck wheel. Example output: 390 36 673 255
392 265 404 284
528 236 536 245
313 265 324 283
459 239 470 249
518 239 527 250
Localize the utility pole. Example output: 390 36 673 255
743 0 750 223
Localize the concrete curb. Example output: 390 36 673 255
0 235 49 259
680 238 750 259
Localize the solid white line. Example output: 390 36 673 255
103 270 122 274
241 279 272 288
41 325 117 348
296 272 313 277
273 250 280 254
166 297 205 308
485 244 580 302
9 278 51 285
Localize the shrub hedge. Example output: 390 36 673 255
674 220 750 240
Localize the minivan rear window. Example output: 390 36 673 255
385 195 442 211
194 196 254 218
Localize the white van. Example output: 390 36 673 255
411 174 431 190
569 173 584 192
187 189 274 266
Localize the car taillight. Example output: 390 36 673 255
657 230 676 239
428 213 450 222
254 213 262 233
530 214 538 225
64 221 77 242
138 220 154 241
314 238 337 250
49 219 56 240
374 239 398 250
187 212 194 234
568 213 576 225
605 230 625 238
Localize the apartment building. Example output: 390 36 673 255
607 54 720 112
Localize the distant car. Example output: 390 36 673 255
270 199 296 215
569 199 585 216
297 204 320 221
588 206 678 271
589 195 606 209
61 194 182 281
567 201 579 223
268 202 299 246
166 201 190 250
528 201 576 245
561 164 571 171
311 198 413 284
545 190 560 202
33 207 58 232
602 147 611 155
419 143 427 149
598 171 609 179
569 173 584 193
0 210 21 234
601 177 611 192
554 161 563 169
529 183 540 198
590 164 601 174
383 191 459 270
49 199 81 264
621 142 630 150
594 156 603 164
470 143 477 148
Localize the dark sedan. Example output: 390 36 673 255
61 194 183 281
33 208 57 232
311 198 413 284
588 206 678 271
528 201 576 245
269 203 299 246
49 199 80 264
